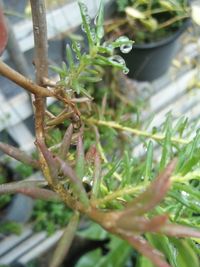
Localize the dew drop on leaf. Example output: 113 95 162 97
94 14 98 25
79 1 88 15
109 55 125 66
120 44 132 54
123 68 129 75
91 28 96 42
81 24 86 32
86 14 91 24
72 42 81 52
116 36 133 54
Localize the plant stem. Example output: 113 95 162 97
93 184 147 206
93 170 200 206
85 118 189 145
30 0 52 185
0 60 53 97
30 0 48 141
158 15 189 30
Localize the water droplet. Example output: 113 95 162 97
94 14 98 25
72 42 81 52
181 191 189 197
86 15 91 24
79 1 88 15
81 24 86 32
109 55 125 66
123 67 129 75
97 27 104 39
120 44 132 54
77 43 81 49
91 28 96 42
115 36 130 42
115 36 133 54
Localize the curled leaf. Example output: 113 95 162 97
59 123 73 160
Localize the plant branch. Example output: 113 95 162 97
0 60 53 97
30 0 48 143
85 118 189 145
0 142 40 169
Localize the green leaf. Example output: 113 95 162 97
172 117 188 137
110 38 134 49
72 40 82 60
136 256 155 267
76 134 85 179
95 0 104 43
159 115 172 171
146 234 178 267
78 1 94 47
66 44 75 69
125 6 146 19
121 151 133 186
49 65 67 79
50 213 79 267
169 190 200 213
171 238 200 267
144 141 153 182
96 237 131 267
79 75 102 83
173 183 200 199
92 150 101 198
176 130 200 175
72 80 92 98
103 160 121 189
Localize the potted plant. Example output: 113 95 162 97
105 0 191 81
0 1 200 267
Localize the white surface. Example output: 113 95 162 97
2 0 110 60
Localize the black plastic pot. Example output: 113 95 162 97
122 20 190 81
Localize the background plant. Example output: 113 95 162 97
110 0 191 43
0 1 199 267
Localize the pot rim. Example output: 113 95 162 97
132 18 191 50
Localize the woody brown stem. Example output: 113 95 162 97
30 0 48 142
30 0 52 185
0 60 53 97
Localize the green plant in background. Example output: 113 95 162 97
0 173 11 209
50 1 133 99
32 200 72 235
111 0 190 43
0 1 200 267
